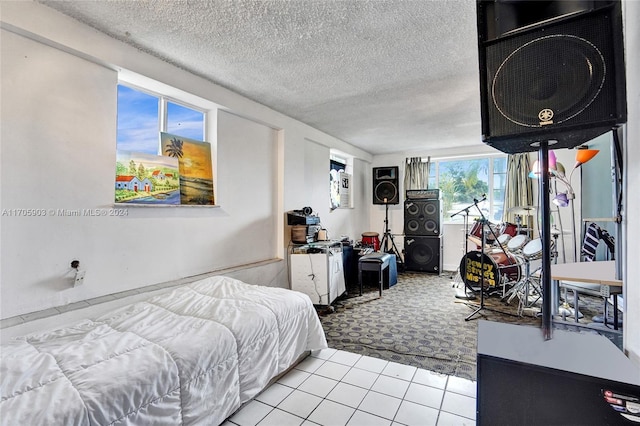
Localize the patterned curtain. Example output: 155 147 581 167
404 157 430 190
504 153 534 226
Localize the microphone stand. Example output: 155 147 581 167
465 195 517 321
450 204 475 300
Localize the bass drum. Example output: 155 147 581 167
459 250 522 289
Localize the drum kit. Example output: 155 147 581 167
456 205 548 316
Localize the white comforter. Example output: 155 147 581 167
0 276 328 425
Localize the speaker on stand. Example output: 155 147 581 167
403 190 443 273
475 1 627 336
477 0 626 154
373 166 399 205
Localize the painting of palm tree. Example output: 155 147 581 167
161 132 215 205
164 136 184 158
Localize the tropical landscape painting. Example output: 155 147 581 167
115 151 180 204
161 132 215 205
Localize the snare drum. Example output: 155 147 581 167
459 250 522 289
507 234 529 252
496 233 512 247
522 238 542 260
361 232 380 251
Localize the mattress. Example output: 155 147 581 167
0 276 328 425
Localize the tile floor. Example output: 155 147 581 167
223 349 476 426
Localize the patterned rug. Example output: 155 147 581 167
319 271 607 381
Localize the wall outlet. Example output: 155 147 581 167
73 269 86 287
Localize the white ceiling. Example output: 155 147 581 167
39 0 485 156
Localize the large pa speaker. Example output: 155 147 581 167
373 166 399 205
404 199 442 236
404 236 442 273
476 0 626 154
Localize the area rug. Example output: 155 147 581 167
319 271 605 381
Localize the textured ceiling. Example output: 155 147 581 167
39 0 484 155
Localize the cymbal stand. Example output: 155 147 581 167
465 195 516 321
380 202 403 265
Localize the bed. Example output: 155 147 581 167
0 276 328 425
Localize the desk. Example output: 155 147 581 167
550 260 621 286
551 260 622 329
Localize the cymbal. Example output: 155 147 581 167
508 205 537 215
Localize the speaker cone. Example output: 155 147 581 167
375 181 398 204
492 34 606 128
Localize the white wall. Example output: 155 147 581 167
623 0 640 364
0 2 373 319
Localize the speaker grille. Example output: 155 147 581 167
404 236 442 273
404 199 442 236
492 35 605 128
374 181 398 204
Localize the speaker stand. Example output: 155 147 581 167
380 203 403 266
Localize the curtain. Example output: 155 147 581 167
404 157 430 190
504 153 534 227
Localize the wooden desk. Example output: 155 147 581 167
551 260 622 330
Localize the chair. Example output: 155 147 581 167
358 252 392 297
558 222 622 329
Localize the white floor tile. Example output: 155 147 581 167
403 382 445 409
412 369 449 390
298 374 339 398
441 391 476 421
326 382 369 408
314 360 351 381
277 389 324 419
371 375 410 399
257 408 304 426
445 376 477 398
341 367 379 389
311 348 337 360
358 390 402 420
393 400 439 426
295 356 326 373
256 383 294 407
227 349 479 426
354 356 389 374
229 400 273 426
381 361 417 381
436 411 477 426
278 369 312 388
307 399 356 426
347 410 392 426
329 350 362 366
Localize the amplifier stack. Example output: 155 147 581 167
404 189 443 273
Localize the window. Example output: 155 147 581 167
429 155 507 223
330 153 352 210
117 84 205 153
116 83 214 205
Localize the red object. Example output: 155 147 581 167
361 232 380 251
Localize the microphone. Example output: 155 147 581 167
473 194 487 204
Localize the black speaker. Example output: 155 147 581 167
477 321 640 425
404 236 442 273
373 166 399 205
404 199 442 236
477 0 626 154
